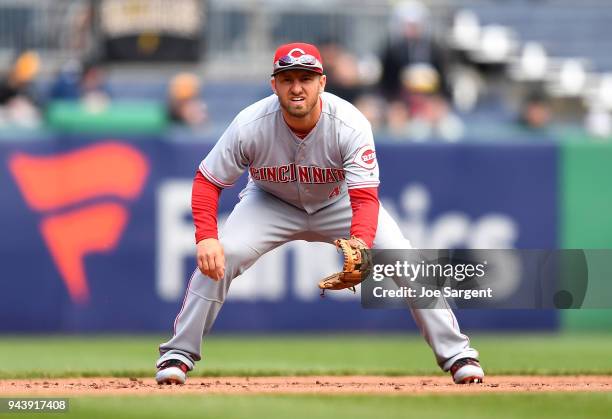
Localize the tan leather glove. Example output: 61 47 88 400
318 236 371 295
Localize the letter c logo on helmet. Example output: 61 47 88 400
288 48 306 57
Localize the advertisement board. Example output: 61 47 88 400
0 138 558 332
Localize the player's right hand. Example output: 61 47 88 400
196 238 225 281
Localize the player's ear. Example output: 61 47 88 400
319 74 326 94
270 76 278 95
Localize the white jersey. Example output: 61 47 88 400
199 92 379 214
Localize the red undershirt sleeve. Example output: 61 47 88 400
192 171 222 243
347 187 379 247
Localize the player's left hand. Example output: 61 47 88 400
318 236 371 294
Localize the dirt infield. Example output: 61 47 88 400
1 376 612 396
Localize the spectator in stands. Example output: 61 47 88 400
49 59 82 100
585 104 611 139
319 39 365 104
79 61 112 112
354 94 386 132
0 51 41 128
518 90 552 131
50 60 111 102
379 1 451 104
398 64 464 141
49 59 112 112
385 100 412 137
167 73 207 126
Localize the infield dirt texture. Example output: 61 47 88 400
3 375 612 395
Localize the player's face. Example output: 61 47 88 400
272 70 326 118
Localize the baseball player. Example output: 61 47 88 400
155 43 484 385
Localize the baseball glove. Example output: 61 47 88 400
319 236 371 295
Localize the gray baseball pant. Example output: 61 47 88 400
158 185 478 371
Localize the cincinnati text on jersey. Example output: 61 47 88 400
249 164 346 184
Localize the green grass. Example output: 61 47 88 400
9 394 612 419
1 333 612 379
2 334 612 419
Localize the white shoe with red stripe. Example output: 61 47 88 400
156 359 190 384
155 353 194 385
450 358 484 384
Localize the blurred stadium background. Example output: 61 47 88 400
1 0 611 347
